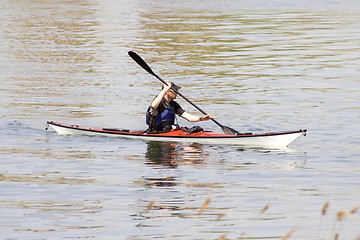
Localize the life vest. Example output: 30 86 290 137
155 107 175 126
146 105 176 132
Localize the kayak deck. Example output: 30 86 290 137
46 121 307 148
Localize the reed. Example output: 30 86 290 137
239 204 271 239
281 228 297 240
217 212 228 221
198 197 211 215
322 202 330 216
343 206 360 239
147 200 157 210
329 209 350 240
260 204 270 214
217 234 227 240
350 206 359 215
142 198 359 240
336 210 347 221
318 202 330 240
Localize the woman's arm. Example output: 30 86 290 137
181 112 213 122
150 82 171 109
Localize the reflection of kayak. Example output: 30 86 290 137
46 121 307 148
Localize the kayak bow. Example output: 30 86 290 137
46 121 306 148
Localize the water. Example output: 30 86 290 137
1 0 359 239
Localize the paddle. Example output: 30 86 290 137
128 51 240 135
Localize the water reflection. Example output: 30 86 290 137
145 141 207 168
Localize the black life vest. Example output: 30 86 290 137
155 107 175 126
146 105 176 132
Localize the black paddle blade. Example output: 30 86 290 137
128 51 156 76
211 118 240 135
221 125 240 135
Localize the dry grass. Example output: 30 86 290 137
260 204 270 214
141 198 359 240
322 202 330 216
198 197 211 215
147 200 157 210
281 228 297 240
217 234 227 240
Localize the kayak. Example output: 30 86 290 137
46 121 307 148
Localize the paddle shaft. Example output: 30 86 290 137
149 70 225 127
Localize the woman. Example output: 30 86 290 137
146 82 212 133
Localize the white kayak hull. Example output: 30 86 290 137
46 121 307 148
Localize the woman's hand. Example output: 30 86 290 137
199 114 213 121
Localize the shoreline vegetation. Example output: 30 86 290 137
144 199 359 240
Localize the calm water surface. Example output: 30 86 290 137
1 0 359 239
